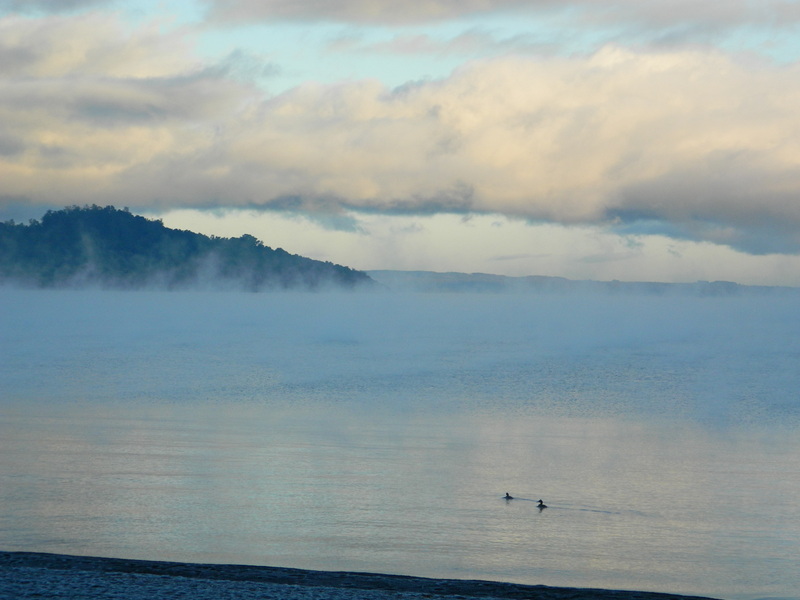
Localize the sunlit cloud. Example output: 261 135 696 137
200 0 535 25
3 2 800 285
0 13 260 207
3 12 800 258
200 0 800 29
0 12 196 78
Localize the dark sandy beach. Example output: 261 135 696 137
1 551 721 600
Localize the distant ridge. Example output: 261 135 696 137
0 205 373 291
367 270 799 296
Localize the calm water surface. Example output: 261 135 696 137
1 289 799 600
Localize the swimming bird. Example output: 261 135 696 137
537 499 547 509
505 492 514 500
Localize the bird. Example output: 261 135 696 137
504 492 514 500
537 499 547 509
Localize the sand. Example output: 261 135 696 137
0 551 723 600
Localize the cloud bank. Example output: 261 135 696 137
200 0 800 29
2 12 800 255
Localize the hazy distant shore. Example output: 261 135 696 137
1 552 720 600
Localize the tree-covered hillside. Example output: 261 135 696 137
0 205 373 290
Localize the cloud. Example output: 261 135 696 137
614 156 800 254
0 0 110 14
188 47 799 253
0 13 262 207
0 13 199 78
3 13 800 255
335 30 557 58
200 0 533 25
200 0 800 30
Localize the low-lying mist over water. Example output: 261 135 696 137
2 288 799 600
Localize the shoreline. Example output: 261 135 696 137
1 551 721 600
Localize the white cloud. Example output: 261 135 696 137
141 46 800 254
200 0 800 30
0 13 260 207
3 13 800 258
201 0 532 25
0 12 198 78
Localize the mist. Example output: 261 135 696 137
3 287 797 428
3 286 799 599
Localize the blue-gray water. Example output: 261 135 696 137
1 289 799 600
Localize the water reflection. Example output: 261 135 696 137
1 290 799 600
2 398 799 600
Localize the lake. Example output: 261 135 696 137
1 288 798 600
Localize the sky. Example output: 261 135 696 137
2 0 800 285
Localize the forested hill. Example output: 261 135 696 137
0 205 373 291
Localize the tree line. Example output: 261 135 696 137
0 205 373 290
